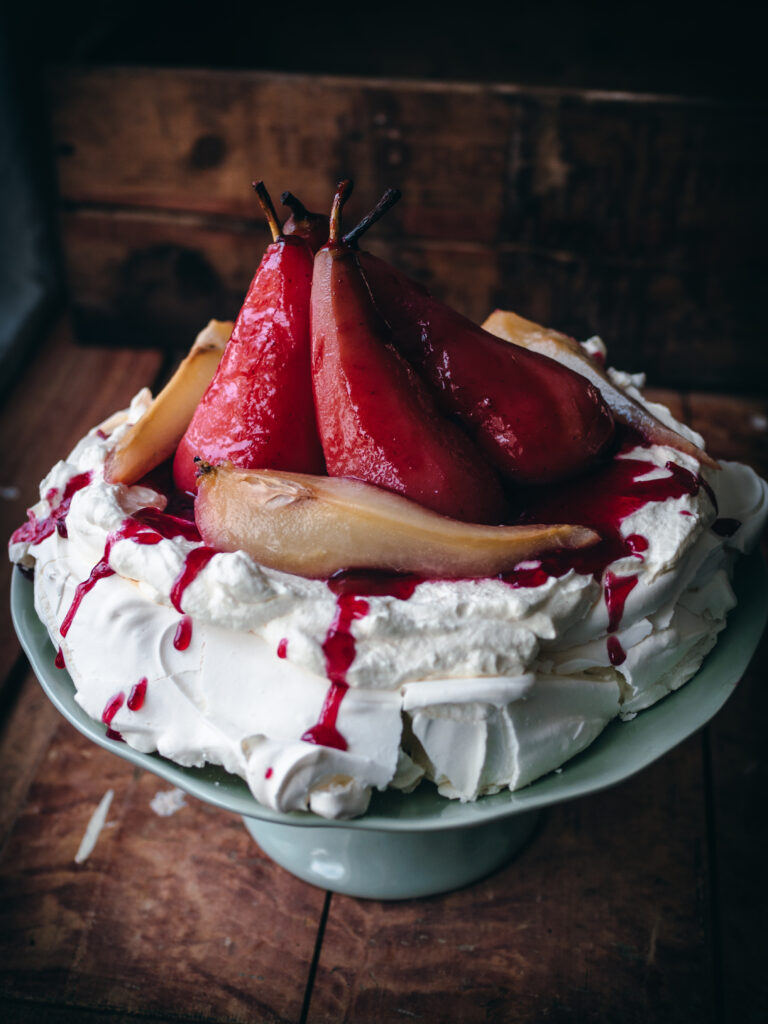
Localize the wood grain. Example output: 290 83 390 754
0 673 62 854
686 393 768 480
0 720 324 1023
49 68 766 263
0 321 163 689
307 737 713 1023
706 634 768 1024
59 205 766 391
47 68 768 391
683 395 768 1024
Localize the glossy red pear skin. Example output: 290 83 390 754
359 253 616 485
311 245 509 525
282 210 329 254
173 236 325 493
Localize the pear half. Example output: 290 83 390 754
195 464 599 579
483 310 719 470
106 319 233 485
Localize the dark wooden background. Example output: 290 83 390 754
49 68 767 394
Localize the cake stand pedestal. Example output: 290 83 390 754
241 810 541 899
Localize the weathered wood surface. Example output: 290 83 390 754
0 701 324 1024
48 68 767 391
308 737 711 1024
0 324 766 1022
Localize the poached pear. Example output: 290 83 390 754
195 463 598 579
173 183 325 494
357 251 616 485
106 318 232 486
311 181 509 525
482 309 720 470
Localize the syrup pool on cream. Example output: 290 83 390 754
9 375 768 819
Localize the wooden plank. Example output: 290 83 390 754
49 69 766 268
0 321 163 689
0 1002 178 1024
60 207 768 391
307 736 713 1023
0 673 62 854
686 393 768 481
706 634 768 1024
0 720 324 1023
684 393 768 1024
48 68 767 391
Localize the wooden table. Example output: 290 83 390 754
1 320 766 1024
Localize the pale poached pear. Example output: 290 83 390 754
173 183 325 494
310 181 509 525
356 251 616 485
194 463 598 578
106 318 232 485
482 309 720 470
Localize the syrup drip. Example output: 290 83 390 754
277 638 288 659
265 767 273 779
626 534 649 557
518 454 710 579
607 635 627 666
170 547 217 613
604 572 639 634
516 448 711 660
129 506 200 542
174 615 193 651
127 678 147 711
60 518 163 637
136 459 196 520
301 594 369 751
102 692 124 725
502 564 551 589
328 569 423 601
10 471 93 546
60 507 208 638
55 647 65 669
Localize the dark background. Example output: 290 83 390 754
8 0 768 96
1 0 766 400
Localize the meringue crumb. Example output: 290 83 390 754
74 788 114 864
149 787 187 817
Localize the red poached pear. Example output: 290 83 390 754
356 250 616 485
280 191 330 254
173 182 325 494
310 181 509 525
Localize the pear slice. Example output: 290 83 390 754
482 309 720 470
195 464 599 579
106 319 233 485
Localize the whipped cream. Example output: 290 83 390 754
10 377 768 818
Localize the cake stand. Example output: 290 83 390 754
11 552 768 900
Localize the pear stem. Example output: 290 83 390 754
343 188 402 248
280 191 309 220
328 179 354 247
252 181 282 242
